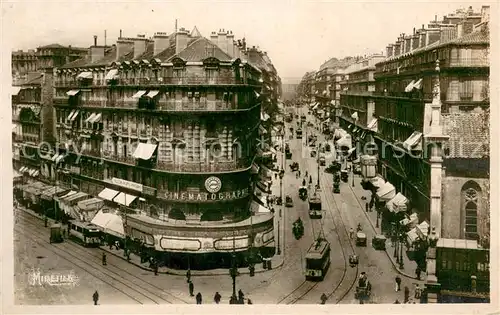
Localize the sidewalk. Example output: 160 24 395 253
348 174 421 281
18 203 285 277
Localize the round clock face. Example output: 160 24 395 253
205 176 222 193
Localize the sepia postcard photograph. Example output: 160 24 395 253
1 0 498 314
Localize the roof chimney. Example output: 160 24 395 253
90 35 105 62
175 28 190 54
217 29 228 55
119 29 122 38
94 35 98 46
226 30 235 57
116 38 134 60
153 32 170 56
210 31 218 44
133 35 147 59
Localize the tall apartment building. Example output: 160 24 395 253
48 27 277 268
357 6 489 302
338 54 386 148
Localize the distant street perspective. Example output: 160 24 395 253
11 3 490 306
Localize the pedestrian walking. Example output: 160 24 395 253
414 284 422 299
247 298 253 304
92 290 99 305
186 269 191 283
213 292 221 304
404 286 410 303
415 266 422 280
349 227 355 239
320 293 328 304
238 289 245 301
188 281 194 296
102 253 107 266
395 276 401 291
394 299 400 304
154 262 158 276
196 292 202 304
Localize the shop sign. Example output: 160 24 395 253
163 188 249 202
213 237 249 250
111 177 143 192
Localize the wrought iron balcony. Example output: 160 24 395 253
155 158 252 173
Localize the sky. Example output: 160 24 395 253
2 0 493 83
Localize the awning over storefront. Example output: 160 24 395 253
85 113 97 123
88 113 102 124
376 181 396 201
407 228 419 244
404 80 416 92
12 86 22 96
66 90 80 96
40 186 68 200
113 192 138 207
336 135 352 148
386 192 408 213
259 125 268 134
403 131 423 151
76 72 93 79
98 188 120 201
250 163 260 174
91 209 125 238
417 221 429 237
145 90 160 98
69 110 80 121
250 201 271 214
367 118 378 131
132 143 158 160
105 69 119 81
132 90 147 98
413 78 423 90
58 190 77 200
260 112 270 121
351 112 358 120
256 180 270 193
65 192 88 203
368 175 385 187
77 197 104 211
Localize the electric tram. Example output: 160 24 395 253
68 220 102 247
308 194 322 219
305 238 331 281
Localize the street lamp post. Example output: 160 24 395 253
230 229 238 303
399 233 405 269
277 220 281 255
376 209 380 228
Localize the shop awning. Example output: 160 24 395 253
336 135 352 148
76 72 93 79
351 112 358 120
407 228 419 244
66 90 80 96
66 110 76 121
369 175 386 189
376 182 396 201
113 192 138 207
417 221 430 237
32 170 39 177
132 90 147 98
12 86 22 96
85 113 97 123
312 103 319 110
386 192 408 213
260 112 270 121
65 192 88 203
105 69 119 81
89 113 102 124
404 80 416 92
251 163 260 174
59 190 78 201
77 197 104 211
40 187 68 200
132 143 158 160
403 131 423 151
145 90 160 98
19 166 28 173
259 125 268 135
413 78 423 90
367 118 378 131
98 188 120 201
91 210 125 238
69 110 80 121
250 201 271 214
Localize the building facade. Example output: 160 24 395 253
48 27 277 268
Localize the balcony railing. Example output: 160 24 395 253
54 80 106 87
448 58 489 68
156 158 252 173
111 76 260 86
54 96 69 105
102 152 136 165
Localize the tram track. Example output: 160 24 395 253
16 210 189 304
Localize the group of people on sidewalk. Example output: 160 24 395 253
188 276 252 304
393 276 423 304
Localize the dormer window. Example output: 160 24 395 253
172 57 186 70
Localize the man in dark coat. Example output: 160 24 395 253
102 253 107 266
188 281 194 296
395 275 401 291
415 266 422 280
404 286 410 303
213 292 221 304
196 292 202 304
92 291 99 305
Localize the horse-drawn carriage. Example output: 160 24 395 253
341 170 349 182
298 186 308 201
355 272 372 302
285 195 294 208
290 162 299 172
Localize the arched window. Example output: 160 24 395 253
461 181 481 240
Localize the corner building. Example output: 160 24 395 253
53 28 274 269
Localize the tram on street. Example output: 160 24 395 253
308 194 322 219
296 128 303 139
305 238 331 281
68 220 102 247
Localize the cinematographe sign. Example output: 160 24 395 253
163 188 249 202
